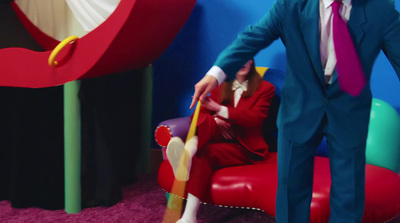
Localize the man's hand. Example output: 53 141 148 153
215 117 235 139
190 75 218 109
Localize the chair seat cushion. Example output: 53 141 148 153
158 153 400 222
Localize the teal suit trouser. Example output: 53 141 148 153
276 115 366 223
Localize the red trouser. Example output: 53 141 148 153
185 113 254 201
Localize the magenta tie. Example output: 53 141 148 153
332 1 366 96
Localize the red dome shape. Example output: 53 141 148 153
0 0 196 88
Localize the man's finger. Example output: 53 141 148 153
190 86 203 109
199 84 213 102
199 91 208 102
191 74 218 108
190 96 197 109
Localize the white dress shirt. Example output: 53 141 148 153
206 0 353 85
217 79 248 119
320 0 352 83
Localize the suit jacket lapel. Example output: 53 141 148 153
347 0 366 47
236 91 247 108
300 0 325 85
236 89 256 108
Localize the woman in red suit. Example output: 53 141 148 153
166 59 275 223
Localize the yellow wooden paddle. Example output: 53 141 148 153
163 101 201 223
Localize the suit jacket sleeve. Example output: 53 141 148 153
381 1 400 79
213 0 286 80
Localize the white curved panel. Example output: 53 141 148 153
66 0 120 32
14 0 120 40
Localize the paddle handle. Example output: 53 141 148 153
186 101 201 142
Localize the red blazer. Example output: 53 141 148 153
199 80 275 160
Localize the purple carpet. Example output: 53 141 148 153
0 174 275 223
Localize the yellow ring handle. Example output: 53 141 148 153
48 35 79 67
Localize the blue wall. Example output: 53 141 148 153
152 0 400 146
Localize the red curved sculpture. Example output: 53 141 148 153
0 0 196 88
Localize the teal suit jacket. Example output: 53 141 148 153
214 0 400 147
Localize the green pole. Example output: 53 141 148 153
138 66 153 173
64 80 81 214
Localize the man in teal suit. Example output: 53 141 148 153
190 0 400 222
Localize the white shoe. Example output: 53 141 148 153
166 137 190 181
184 136 198 157
176 218 197 223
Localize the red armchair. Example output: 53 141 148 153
155 68 400 223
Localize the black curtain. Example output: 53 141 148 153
0 2 143 210
0 86 65 209
79 71 144 208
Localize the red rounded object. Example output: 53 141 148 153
154 125 172 147
158 154 400 222
363 165 400 223
0 0 196 88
